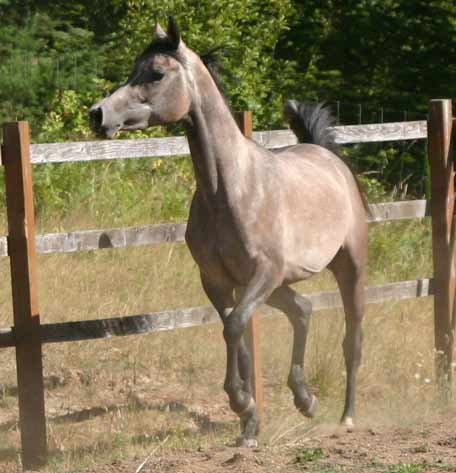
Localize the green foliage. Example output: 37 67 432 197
358 176 390 203
0 0 455 218
280 1 456 113
0 11 107 134
37 86 106 143
389 464 424 473
30 156 194 224
368 219 432 284
29 78 190 221
293 447 325 463
3 1 456 136
115 0 296 128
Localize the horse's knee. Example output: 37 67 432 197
223 314 245 343
268 287 312 321
296 295 312 316
290 295 312 326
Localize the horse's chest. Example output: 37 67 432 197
186 203 253 286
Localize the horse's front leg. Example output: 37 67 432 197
222 257 280 446
199 272 256 443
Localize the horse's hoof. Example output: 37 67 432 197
235 437 258 448
341 416 354 432
299 394 319 418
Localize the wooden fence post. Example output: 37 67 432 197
235 111 265 421
428 99 455 399
2 121 47 468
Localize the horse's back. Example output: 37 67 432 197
265 143 365 278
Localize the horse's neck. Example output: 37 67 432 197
185 74 248 204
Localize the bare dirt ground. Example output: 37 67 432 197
1 364 456 472
1 295 453 473
83 409 456 473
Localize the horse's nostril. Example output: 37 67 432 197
89 107 103 129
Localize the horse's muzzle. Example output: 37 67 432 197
89 106 105 137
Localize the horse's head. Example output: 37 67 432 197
89 17 195 138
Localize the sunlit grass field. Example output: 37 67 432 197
0 158 447 472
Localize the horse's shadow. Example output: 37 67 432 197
0 399 233 463
51 399 230 434
0 447 17 462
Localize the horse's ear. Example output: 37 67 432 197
167 16 181 50
154 22 167 40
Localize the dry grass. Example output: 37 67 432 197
0 214 448 473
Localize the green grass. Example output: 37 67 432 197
389 464 425 473
293 447 325 463
429 464 456 471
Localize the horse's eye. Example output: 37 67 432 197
147 70 165 82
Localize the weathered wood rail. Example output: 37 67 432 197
0 199 433 257
23 120 428 165
0 278 434 349
0 100 453 469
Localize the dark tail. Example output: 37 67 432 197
284 100 339 154
284 100 370 215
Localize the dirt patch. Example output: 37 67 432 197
83 409 456 473
83 446 299 473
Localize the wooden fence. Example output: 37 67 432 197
0 99 454 469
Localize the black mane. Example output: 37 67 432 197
200 47 232 106
141 38 180 61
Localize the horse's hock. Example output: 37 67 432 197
0 100 454 469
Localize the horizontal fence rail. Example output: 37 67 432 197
332 120 428 144
0 200 430 257
0 278 433 349
17 120 429 166
367 199 431 222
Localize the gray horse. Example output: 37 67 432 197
89 18 368 447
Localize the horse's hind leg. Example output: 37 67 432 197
329 240 367 428
267 286 317 417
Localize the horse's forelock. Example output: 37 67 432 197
137 37 200 72
130 39 231 113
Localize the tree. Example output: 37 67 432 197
0 2 118 132
114 0 296 127
279 0 456 115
